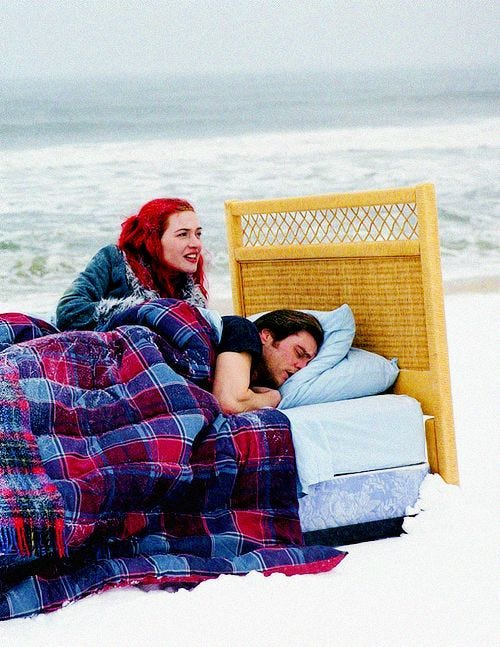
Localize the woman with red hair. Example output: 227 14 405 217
56 198 208 330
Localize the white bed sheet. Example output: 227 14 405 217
284 394 427 494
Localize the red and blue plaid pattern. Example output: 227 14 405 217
0 313 58 353
0 359 65 561
0 300 345 619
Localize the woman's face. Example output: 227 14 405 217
160 210 203 273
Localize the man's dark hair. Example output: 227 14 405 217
253 309 324 349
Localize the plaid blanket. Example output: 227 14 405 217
0 300 345 619
0 312 59 353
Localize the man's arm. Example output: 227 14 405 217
212 351 281 414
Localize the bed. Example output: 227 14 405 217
0 184 457 618
224 182 458 544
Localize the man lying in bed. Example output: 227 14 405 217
213 310 323 414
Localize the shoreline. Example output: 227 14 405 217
210 275 500 314
0 275 498 320
443 275 500 295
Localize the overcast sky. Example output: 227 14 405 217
1 0 498 78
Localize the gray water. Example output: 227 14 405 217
1 68 498 314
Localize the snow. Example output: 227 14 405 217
1 291 498 646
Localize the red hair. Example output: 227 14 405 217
117 198 208 300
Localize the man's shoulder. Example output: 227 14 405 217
221 314 256 326
219 316 261 357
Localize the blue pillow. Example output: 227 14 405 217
279 347 400 409
299 304 356 372
197 307 223 342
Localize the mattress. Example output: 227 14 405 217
298 462 429 533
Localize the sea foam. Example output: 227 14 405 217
1 118 498 316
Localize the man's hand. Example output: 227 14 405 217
250 386 281 408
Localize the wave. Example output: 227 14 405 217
2 118 498 169
0 118 498 312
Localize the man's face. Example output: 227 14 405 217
259 329 318 387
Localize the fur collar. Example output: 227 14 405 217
94 251 206 328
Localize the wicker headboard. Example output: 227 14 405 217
225 183 458 484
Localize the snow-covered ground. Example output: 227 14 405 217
1 291 498 646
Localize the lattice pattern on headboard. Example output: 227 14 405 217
241 202 419 247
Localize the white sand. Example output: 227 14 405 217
1 291 498 646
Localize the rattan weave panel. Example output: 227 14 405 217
241 203 418 247
240 256 429 370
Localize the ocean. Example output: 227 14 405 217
1 68 498 316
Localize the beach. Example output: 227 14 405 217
1 287 497 646
1 67 498 644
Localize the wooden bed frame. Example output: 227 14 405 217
225 183 458 484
